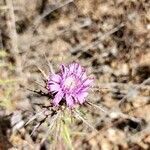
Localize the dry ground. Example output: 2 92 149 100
0 0 150 149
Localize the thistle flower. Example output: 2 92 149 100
47 63 93 107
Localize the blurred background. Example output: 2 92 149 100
0 0 150 149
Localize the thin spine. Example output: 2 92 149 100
44 53 55 74
40 111 61 144
25 109 46 126
73 110 97 132
36 65 48 80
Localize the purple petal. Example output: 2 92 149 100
49 83 60 92
61 65 68 78
53 91 64 106
78 86 89 93
50 74 61 83
69 63 85 77
81 71 87 80
76 64 82 76
76 92 88 104
66 94 74 108
83 78 93 87
69 63 77 73
76 78 93 93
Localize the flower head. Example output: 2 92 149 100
47 63 93 108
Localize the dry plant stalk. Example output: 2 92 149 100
5 0 22 74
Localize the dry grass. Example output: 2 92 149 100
0 0 150 149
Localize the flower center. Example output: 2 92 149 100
64 76 76 90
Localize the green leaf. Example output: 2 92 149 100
61 122 73 150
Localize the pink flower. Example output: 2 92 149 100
47 63 93 108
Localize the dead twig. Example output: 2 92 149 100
70 23 124 53
30 0 74 31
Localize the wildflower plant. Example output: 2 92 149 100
25 62 95 148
